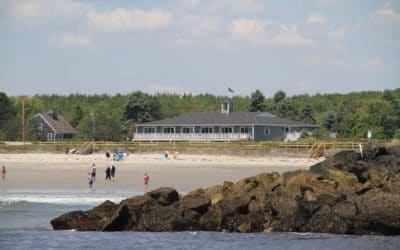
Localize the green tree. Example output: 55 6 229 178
274 99 299 120
70 104 84 128
124 91 161 123
0 92 16 126
382 89 400 134
0 92 17 140
312 127 329 140
394 129 400 139
249 89 266 112
322 112 337 131
299 104 316 124
273 90 286 104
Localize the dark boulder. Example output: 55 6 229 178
102 205 130 231
301 205 349 234
353 190 400 235
385 139 400 157
180 189 211 214
363 140 387 160
51 200 117 231
146 187 179 206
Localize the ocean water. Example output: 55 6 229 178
1 188 400 250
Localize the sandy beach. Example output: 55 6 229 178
0 153 324 193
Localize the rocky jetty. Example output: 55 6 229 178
51 140 400 235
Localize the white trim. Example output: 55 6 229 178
133 133 251 141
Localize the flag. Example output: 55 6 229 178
228 87 234 93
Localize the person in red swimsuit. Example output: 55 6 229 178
143 173 150 193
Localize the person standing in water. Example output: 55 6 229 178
1 166 6 182
91 164 96 182
143 173 150 193
88 173 94 191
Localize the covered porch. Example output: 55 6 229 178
132 132 252 141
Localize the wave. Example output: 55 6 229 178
0 191 141 207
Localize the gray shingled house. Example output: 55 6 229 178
31 110 76 141
133 99 319 142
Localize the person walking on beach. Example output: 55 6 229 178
91 164 96 182
105 166 111 181
88 173 94 191
111 165 116 181
143 173 150 193
1 166 6 182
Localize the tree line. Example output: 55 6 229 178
0 88 399 141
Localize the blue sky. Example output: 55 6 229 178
0 0 399 97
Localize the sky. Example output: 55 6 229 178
0 0 399 98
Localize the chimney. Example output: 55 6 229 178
221 98 233 114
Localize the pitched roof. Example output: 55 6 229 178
33 111 76 134
139 112 318 127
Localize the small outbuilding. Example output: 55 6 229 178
31 110 76 141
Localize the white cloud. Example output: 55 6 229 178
326 28 346 40
273 25 316 46
373 2 400 25
50 33 93 47
230 18 269 43
231 18 316 46
9 0 89 22
180 15 222 39
230 0 264 13
209 0 263 14
147 84 189 95
87 8 172 32
306 13 327 25
180 0 201 9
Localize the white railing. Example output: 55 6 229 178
133 133 252 141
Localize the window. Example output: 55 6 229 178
240 127 249 133
264 127 270 135
143 127 156 133
163 127 175 133
220 127 233 133
201 127 213 133
38 122 43 131
182 127 193 133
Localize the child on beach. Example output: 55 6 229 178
1 166 6 182
143 173 150 193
